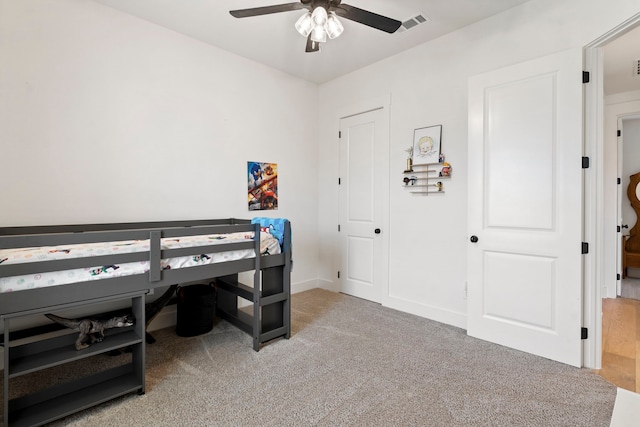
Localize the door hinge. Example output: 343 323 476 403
581 157 589 169
338 224 341 232
617 129 621 137
338 177 341 185
618 225 621 232
581 242 589 254
337 271 340 279
617 177 621 185
582 71 590 83
339 131 342 138
581 327 588 340
617 273 621 280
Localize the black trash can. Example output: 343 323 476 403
176 284 216 337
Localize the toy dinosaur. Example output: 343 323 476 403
45 313 134 350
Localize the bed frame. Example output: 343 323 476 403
0 218 291 426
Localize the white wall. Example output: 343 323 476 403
4 0 640 338
0 0 321 293
317 0 640 328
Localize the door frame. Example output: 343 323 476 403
333 94 391 305
583 11 640 369
617 117 623 296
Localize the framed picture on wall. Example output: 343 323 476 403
412 125 442 165
247 161 278 211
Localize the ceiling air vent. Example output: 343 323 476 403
397 13 430 33
635 59 640 77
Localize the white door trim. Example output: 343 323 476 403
583 11 640 369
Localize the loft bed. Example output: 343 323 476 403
0 218 291 316
0 217 291 427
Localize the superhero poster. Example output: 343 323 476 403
248 161 278 211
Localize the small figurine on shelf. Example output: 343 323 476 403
439 153 445 163
440 162 452 177
404 146 414 172
436 181 444 191
402 176 418 186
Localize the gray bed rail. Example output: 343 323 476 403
0 218 274 316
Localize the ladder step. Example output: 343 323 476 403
260 326 289 343
260 292 287 306
216 278 254 302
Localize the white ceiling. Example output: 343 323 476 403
604 25 640 96
92 0 531 84
92 0 639 92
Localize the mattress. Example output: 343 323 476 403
0 231 280 293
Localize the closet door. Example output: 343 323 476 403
338 108 388 303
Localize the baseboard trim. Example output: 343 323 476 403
383 296 467 330
293 279 323 294
316 278 340 293
147 304 177 332
313 280 466 329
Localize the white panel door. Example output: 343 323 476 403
339 108 386 303
468 49 584 367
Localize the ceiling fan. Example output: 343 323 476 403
230 0 402 53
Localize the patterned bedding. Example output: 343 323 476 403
0 231 280 294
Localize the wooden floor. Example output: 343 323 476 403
596 297 640 393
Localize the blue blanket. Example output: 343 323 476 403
251 217 289 247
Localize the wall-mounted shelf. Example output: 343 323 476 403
402 162 451 195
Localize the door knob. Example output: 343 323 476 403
374 228 381 234
470 235 479 243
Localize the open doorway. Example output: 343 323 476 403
619 117 640 298
602 24 640 299
585 15 640 388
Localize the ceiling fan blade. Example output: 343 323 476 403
334 4 401 34
305 34 320 53
230 3 305 18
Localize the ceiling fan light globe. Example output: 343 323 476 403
295 12 313 37
310 25 327 43
325 13 344 39
311 6 328 26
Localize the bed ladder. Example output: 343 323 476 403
215 221 291 351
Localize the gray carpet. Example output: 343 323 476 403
621 276 640 300
6 289 617 426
